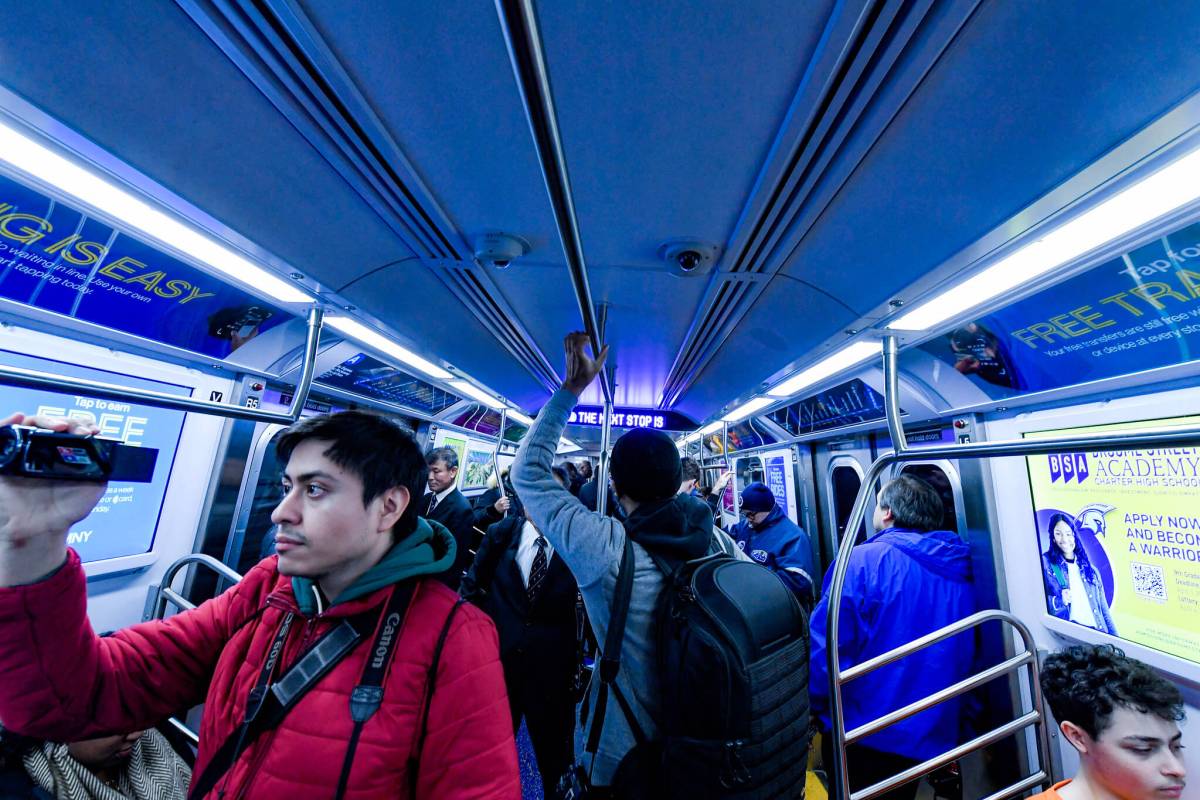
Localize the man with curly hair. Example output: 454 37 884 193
1034 644 1187 799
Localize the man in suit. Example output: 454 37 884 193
461 471 581 799
424 446 476 590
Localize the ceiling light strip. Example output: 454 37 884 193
0 119 312 304
890 146 1200 331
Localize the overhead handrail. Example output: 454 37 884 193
147 553 243 620
0 307 325 424
495 0 613 404
825 334 1200 800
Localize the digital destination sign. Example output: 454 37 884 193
567 405 694 432
0 172 293 359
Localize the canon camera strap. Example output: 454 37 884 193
189 583 415 800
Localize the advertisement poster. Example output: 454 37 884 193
461 447 495 490
318 352 460 415
768 378 886 436
1025 416 1200 663
921 217 1200 399
766 455 789 513
0 349 188 562
0 172 292 358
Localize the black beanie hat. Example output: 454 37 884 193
609 428 683 503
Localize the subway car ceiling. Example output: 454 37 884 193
2 1 1200 451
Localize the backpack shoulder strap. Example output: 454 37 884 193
583 535 648 754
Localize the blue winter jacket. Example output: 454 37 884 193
810 527 977 761
730 505 816 600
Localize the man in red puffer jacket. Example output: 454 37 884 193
0 409 520 799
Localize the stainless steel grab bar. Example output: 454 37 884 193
0 307 324 424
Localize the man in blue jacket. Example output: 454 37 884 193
810 474 977 800
729 482 816 606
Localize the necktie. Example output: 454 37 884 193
427 493 438 514
528 536 548 602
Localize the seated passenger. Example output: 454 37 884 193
423 445 477 590
461 472 580 800
0 410 520 799
1 726 192 800
729 481 816 605
472 466 514 530
810 474 977 800
1033 644 1186 799
1042 513 1117 636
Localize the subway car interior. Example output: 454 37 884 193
1 2 1199 798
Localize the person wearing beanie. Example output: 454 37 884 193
510 333 716 792
729 481 816 605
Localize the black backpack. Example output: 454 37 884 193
585 539 811 798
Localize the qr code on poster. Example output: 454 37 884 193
1131 562 1167 603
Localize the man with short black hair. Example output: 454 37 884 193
424 445 476 589
809 474 977 800
0 409 520 799
1033 644 1186 799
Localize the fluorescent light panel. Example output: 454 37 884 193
448 379 505 410
890 146 1200 331
557 438 582 453
0 120 313 304
699 421 723 436
767 341 881 397
722 396 774 422
325 316 451 380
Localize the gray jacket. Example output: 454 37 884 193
511 389 688 784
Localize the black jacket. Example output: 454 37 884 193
578 477 626 521
423 488 476 589
461 515 580 690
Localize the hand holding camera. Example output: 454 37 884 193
0 412 110 586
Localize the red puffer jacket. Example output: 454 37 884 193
0 550 521 799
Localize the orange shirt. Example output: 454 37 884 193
1028 780 1071 799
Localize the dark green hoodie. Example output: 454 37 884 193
291 517 456 614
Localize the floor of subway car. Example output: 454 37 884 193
516 720 544 800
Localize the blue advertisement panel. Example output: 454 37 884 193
0 349 188 562
0 172 292 358
918 218 1200 399
768 378 886 435
318 352 461 414
765 455 789 513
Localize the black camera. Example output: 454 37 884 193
0 426 158 483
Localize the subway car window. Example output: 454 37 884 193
830 463 867 545
899 463 960 534
234 429 286 576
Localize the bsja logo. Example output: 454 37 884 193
1049 453 1090 484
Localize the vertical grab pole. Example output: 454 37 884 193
493 408 508 518
596 400 614 516
882 335 907 455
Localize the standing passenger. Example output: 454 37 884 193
564 462 582 496
424 445 477 590
809 474 977 800
461 473 580 800
0 410 520 799
1031 644 1186 799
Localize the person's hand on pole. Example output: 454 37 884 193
561 332 609 397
